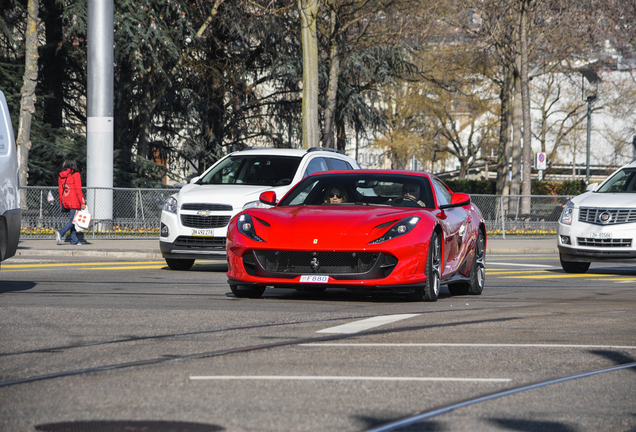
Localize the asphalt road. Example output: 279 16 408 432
1 253 635 432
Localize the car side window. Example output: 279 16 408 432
326 158 352 171
304 157 328 177
432 178 452 207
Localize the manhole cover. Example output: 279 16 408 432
35 420 224 432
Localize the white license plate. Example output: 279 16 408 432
192 229 214 236
299 275 329 283
590 232 612 239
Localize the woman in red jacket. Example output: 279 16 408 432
56 159 86 245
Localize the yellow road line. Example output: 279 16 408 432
500 274 611 279
2 260 224 269
2 261 167 269
487 270 552 275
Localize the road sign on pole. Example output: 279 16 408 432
535 152 547 170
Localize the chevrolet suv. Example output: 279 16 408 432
160 147 360 270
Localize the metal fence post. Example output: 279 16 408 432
500 195 506 239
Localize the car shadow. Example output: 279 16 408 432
225 286 454 303
0 281 36 294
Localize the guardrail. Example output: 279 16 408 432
18 187 568 239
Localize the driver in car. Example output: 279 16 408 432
401 183 427 207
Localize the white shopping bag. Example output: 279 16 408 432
73 209 92 232
47 190 55 204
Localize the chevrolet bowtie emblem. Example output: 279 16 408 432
197 210 213 216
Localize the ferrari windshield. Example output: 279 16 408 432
278 173 435 208
596 168 636 193
198 155 301 186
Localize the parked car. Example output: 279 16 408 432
558 160 636 273
160 147 360 270
226 170 486 301
0 90 21 268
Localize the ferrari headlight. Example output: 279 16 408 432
243 200 274 210
237 214 265 242
369 216 420 245
163 196 178 214
560 201 574 225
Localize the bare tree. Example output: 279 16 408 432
16 0 39 206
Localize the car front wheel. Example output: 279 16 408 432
559 254 590 273
165 258 195 271
407 231 441 302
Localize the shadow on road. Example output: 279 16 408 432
0 281 36 293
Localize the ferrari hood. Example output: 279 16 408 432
178 183 291 209
246 206 422 248
572 192 636 208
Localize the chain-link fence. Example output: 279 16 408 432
472 194 569 238
20 186 175 239
19 187 567 239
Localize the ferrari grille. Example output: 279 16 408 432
577 237 632 248
180 215 231 228
252 250 387 275
182 203 233 211
578 207 636 225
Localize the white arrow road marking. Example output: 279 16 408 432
316 314 420 334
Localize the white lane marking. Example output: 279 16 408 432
189 375 510 383
316 314 420 334
301 343 636 349
487 262 554 268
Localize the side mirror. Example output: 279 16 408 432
586 183 598 192
439 192 471 209
259 191 277 206
189 176 200 184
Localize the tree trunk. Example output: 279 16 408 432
496 66 513 196
298 0 320 149
520 1 532 212
323 10 340 149
16 0 39 208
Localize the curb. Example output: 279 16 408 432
14 249 163 260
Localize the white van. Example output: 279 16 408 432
0 90 21 267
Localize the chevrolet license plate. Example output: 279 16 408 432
192 229 214 236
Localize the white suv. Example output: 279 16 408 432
160 147 360 269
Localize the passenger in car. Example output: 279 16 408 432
325 186 347 204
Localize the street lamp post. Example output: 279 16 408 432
580 69 602 185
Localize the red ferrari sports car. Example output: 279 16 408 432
226 170 486 301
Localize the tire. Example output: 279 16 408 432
448 230 485 296
230 284 266 298
165 258 195 271
560 254 590 273
407 231 441 302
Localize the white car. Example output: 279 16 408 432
0 90 20 269
558 160 636 273
160 147 360 270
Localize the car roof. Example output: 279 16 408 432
306 169 433 178
229 147 353 159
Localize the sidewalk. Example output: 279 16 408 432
11 237 559 260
